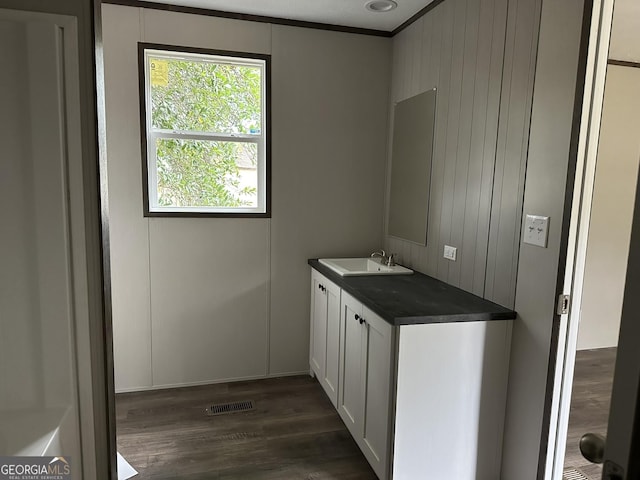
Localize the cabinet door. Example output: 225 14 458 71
338 291 365 437
322 279 341 407
361 306 393 479
309 270 327 378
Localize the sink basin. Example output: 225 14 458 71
318 258 413 277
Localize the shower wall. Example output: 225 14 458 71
0 14 80 459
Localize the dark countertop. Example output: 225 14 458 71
309 259 516 326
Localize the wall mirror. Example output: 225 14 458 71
387 88 436 245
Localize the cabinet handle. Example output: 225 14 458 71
355 314 360 322
360 317 366 325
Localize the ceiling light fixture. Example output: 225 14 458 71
364 0 398 13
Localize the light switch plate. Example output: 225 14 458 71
443 245 457 261
523 215 550 248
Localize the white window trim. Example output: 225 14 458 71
141 46 269 216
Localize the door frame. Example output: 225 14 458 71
543 0 616 478
93 0 119 478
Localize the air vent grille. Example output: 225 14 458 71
205 400 254 416
563 469 591 480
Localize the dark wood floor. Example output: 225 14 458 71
117 350 616 479
116 376 377 479
564 347 617 479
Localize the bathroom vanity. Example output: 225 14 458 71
308 259 516 480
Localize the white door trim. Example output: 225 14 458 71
544 0 616 478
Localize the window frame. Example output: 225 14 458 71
138 42 271 218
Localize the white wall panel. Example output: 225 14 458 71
142 8 271 54
609 0 640 63
578 65 640 350
103 4 391 389
0 19 41 411
269 26 390 374
149 219 269 386
102 4 152 391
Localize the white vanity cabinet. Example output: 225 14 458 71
308 264 513 480
338 291 393 480
309 270 341 407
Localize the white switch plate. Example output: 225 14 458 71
443 245 457 261
523 214 550 248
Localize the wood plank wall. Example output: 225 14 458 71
386 0 539 308
485 0 540 308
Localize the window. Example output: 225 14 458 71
139 44 270 216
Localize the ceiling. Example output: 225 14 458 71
144 0 437 32
609 0 640 62
132 0 640 46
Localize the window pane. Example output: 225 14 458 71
149 56 262 136
155 138 258 208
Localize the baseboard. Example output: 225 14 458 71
115 374 268 394
115 370 311 394
266 370 310 378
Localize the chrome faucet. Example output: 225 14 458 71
370 250 386 261
386 253 397 267
370 250 397 267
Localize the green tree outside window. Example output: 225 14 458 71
147 53 264 210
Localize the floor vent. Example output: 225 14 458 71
205 400 254 416
563 469 591 480
215 431 260 442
